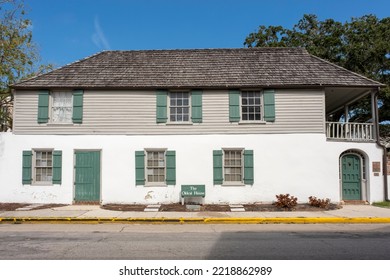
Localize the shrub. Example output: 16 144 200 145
274 194 298 210
308 196 331 209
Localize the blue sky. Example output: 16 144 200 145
25 0 390 68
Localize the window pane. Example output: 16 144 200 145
35 151 53 183
224 150 242 182
146 151 165 183
241 91 262 122
169 92 190 122
52 91 73 123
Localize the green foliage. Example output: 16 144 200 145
308 196 331 209
379 124 390 138
274 194 298 210
245 14 390 124
0 0 52 131
372 201 390 208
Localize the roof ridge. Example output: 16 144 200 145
308 53 384 86
103 47 308 52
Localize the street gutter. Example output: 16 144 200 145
1 217 390 224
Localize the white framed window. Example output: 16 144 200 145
146 150 166 184
33 150 53 184
51 91 73 123
241 90 262 121
223 149 243 183
169 91 190 122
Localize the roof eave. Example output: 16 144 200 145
11 83 383 91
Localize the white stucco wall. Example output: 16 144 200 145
0 132 386 204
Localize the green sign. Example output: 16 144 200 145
181 185 205 197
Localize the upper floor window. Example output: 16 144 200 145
37 89 84 124
229 89 275 123
169 92 190 122
241 91 262 121
156 90 202 124
51 91 73 123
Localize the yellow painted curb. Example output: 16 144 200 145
1 217 390 224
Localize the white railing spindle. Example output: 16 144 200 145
325 122 374 141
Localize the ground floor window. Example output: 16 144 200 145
135 149 176 186
213 148 253 185
34 150 53 183
223 149 243 183
146 150 166 183
22 150 62 185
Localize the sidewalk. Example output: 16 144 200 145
1 204 390 224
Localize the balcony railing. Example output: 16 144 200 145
326 122 374 141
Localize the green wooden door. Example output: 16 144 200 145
341 154 361 200
74 151 101 203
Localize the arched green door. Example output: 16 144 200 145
341 154 362 200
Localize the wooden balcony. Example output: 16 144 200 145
326 122 375 141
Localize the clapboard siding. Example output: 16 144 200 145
13 89 325 135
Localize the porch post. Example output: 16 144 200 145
344 105 349 123
344 105 349 138
371 90 377 140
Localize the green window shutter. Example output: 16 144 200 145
166 150 176 185
156 90 168 123
37 90 49 123
135 151 145 185
263 89 275 122
22 151 33 184
229 90 240 122
213 150 223 184
191 90 203 123
243 150 254 185
52 150 62 184
72 90 84 124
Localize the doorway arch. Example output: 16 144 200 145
340 150 367 201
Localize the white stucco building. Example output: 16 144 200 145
0 48 388 205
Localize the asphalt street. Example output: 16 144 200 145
0 224 389 259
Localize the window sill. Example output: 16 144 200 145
222 182 246 187
31 183 54 186
166 122 193 126
144 183 168 187
47 123 74 126
238 121 266 125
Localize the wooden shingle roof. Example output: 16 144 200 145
12 48 382 89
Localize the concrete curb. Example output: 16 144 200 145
1 217 390 224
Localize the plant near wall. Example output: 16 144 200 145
274 194 298 210
308 196 331 209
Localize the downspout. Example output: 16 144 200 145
373 88 389 201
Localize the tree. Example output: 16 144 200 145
244 14 390 125
0 0 50 131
